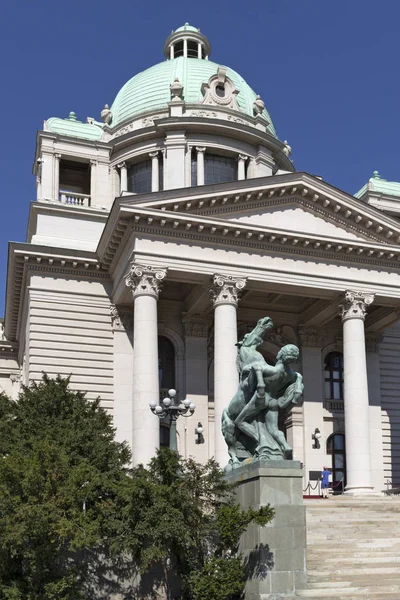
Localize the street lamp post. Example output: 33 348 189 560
149 389 196 452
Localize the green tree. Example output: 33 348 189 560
122 447 274 600
0 375 131 600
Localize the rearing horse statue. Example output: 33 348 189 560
221 316 304 471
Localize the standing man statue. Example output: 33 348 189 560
222 317 304 471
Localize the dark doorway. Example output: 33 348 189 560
327 433 346 488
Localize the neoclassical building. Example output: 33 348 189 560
1 24 400 495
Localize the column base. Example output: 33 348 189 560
344 486 380 497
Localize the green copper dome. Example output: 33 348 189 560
110 56 277 137
175 23 199 32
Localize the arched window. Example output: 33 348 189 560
324 351 344 400
158 336 176 447
327 433 346 487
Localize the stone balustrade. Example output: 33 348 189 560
59 191 90 207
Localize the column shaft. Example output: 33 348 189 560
238 155 247 180
149 152 159 192
341 291 375 494
126 264 167 465
54 153 61 199
118 162 127 194
211 274 246 466
196 147 205 186
132 295 159 464
214 303 238 465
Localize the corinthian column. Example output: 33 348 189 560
126 264 167 465
340 290 375 495
210 274 246 466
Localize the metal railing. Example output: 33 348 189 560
384 479 400 495
303 478 344 496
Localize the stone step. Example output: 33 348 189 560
307 566 400 576
308 556 400 566
307 574 400 585
307 549 400 558
307 538 400 547
296 587 400 599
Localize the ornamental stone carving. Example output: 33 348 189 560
182 312 210 337
283 140 292 157
110 304 133 332
209 274 246 307
340 290 375 321
125 264 167 299
365 332 383 353
170 77 184 100
298 325 326 348
253 95 265 115
200 67 239 110
100 104 112 125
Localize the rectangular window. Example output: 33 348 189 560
204 154 237 185
191 157 197 187
127 160 152 194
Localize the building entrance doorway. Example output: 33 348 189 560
327 433 346 488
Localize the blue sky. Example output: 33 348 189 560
1 0 399 315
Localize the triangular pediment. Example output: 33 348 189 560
126 172 400 246
222 201 369 242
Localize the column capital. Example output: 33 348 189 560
125 264 167 299
340 290 375 322
210 274 246 307
149 151 159 158
54 153 62 160
195 146 206 153
110 304 133 332
182 312 211 337
90 158 97 166
238 154 248 162
298 325 326 348
117 162 126 170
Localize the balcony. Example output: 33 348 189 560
59 191 90 207
325 399 344 412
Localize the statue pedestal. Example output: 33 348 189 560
226 460 306 600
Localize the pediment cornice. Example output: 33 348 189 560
98 204 400 273
125 172 400 246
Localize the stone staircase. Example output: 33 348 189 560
295 496 400 599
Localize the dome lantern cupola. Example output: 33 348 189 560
164 23 211 60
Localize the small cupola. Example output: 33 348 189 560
164 23 211 60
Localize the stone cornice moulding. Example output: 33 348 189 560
4 246 108 341
110 111 292 169
129 173 400 243
99 205 400 271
